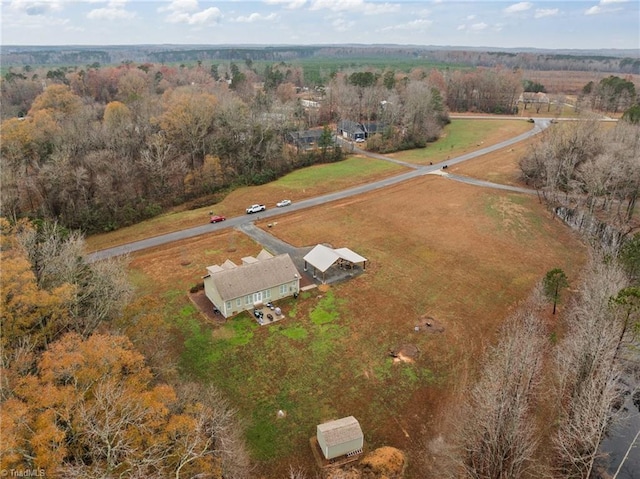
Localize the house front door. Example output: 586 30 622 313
253 291 263 304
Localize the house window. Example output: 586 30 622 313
245 295 251 305
236 298 242 307
279 284 287 295
253 291 262 303
225 301 231 311
265 289 271 299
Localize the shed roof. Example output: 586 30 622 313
317 416 363 447
207 253 299 301
334 248 367 264
304 244 367 273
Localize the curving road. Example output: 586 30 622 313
86 118 550 262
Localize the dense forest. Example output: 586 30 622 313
2 44 639 74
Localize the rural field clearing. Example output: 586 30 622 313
125 170 586 477
84 118 533 253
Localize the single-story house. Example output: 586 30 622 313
203 250 300 318
303 244 367 283
317 416 364 460
337 120 365 141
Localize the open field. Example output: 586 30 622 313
125 172 586 477
522 69 640 95
389 118 533 165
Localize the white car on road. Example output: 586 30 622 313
246 204 266 214
276 199 292 207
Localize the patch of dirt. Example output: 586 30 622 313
415 316 445 334
189 290 225 323
390 344 419 363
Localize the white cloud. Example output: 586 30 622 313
470 22 488 31
380 18 433 32
457 23 466 30
585 0 626 14
466 14 476 20
8 0 64 15
331 17 354 31
504 2 532 14
159 0 222 24
159 0 199 14
534 8 558 18
309 0 399 15
584 0 628 15
188 7 222 24
88 0 135 21
265 0 307 8
235 12 277 22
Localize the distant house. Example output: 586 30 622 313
360 121 386 138
286 130 327 151
317 416 364 460
337 120 365 141
203 250 300 318
300 99 320 109
519 92 550 112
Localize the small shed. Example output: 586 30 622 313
316 416 364 460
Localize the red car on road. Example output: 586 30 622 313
210 215 226 223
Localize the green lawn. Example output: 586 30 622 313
391 118 532 164
172 290 437 465
274 156 403 190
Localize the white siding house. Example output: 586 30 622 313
203 250 300 318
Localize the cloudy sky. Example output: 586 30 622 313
1 0 638 50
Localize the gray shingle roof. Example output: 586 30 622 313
317 416 363 447
208 253 299 301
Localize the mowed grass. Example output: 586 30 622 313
389 118 533 165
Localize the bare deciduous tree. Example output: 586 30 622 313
552 255 630 478
440 290 548 479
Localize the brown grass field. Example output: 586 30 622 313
118 120 589 477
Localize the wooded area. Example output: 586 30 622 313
0 219 250 477
3 57 637 234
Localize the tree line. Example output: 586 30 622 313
1 60 461 233
429 242 640 478
519 118 640 226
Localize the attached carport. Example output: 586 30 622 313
303 244 367 284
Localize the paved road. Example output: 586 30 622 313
86 118 550 262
